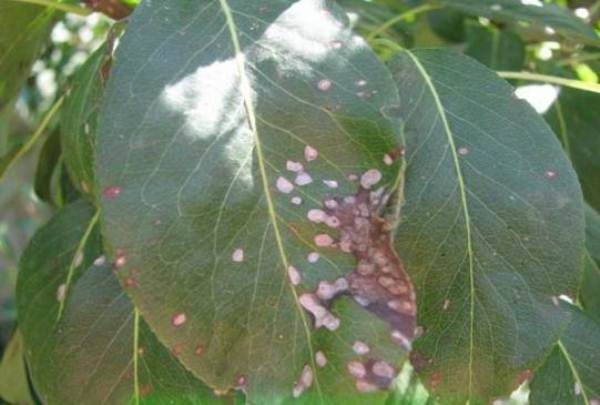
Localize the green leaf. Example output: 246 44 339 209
16 201 222 404
34 129 61 203
98 0 413 401
61 44 109 197
389 49 585 403
581 205 600 322
427 8 466 43
545 90 600 212
0 2 56 110
464 24 525 71
0 330 35 405
529 303 600 405
431 0 600 46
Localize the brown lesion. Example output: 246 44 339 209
83 0 133 20
323 188 417 348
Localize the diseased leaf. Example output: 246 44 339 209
464 24 525 71
0 2 56 110
545 90 600 212
529 303 600 405
61 44 110 197
431 0 600 46
98 0 414 401
0 330 35 405
16 201 221 404
389 49 585 403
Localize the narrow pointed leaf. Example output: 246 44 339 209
61 44 110 197
0 3 57 109
431 0 600 45
17 201 220 404
0 331 35 405
529 303 600 405
98 0 414 401
389 49 585 403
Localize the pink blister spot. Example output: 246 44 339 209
172 312 187 327
323 180 338 188
545 170 557 180
317 79 332 91
458 147 469 156
295 172 313 186
307 209 327 223
276 176 294 194
291 196 303 205
307 252 320 263
288 266 301 286
314 234 334 247
315 351 327 367
287 160 304 172
304 146 318 162
232 248 244 262
352 340 370 355
360 169 382 189
103 186 122 200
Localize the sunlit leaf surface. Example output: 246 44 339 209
97 0 419 402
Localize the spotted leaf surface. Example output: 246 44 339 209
529 303 600 405
390 49 585 403
432 0 600 46
97 0 413 401
16 201 220 404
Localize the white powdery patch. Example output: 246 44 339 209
307 209 327 223
304 145 318 161
383 154 393 166
292 365 314 398
317 79 332 91
521 0 543 6
276 176 294 194
323 179 338 188
299 293 340 330
172 312 187 327
352 340 370 355
73 251 84 267
56 283 67 302
314 234 334 247
360 169 382 189
295 172 313 186
316 278 348 300
324 199 338 209
315 351 327 367
93 255 106 266
307 252 320 263
291 196 303 205
232 248 244 262
288 266 302 286
287 160 304 172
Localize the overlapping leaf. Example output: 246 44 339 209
0 2 56 110
389 49 585 403
545 90 600 212
431 0 600 46
17 201 219 404
97 0 411 401
61 43 110 196
529 303 600 405
464 24 525 71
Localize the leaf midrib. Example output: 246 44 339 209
217 0 323 398
404 50 477 401
558 340 590 405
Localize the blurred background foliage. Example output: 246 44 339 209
0 0 598 403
